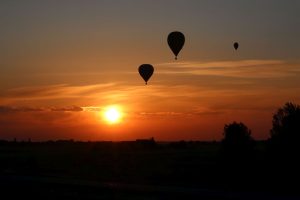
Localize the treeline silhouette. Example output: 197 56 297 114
219 102 300 194
0 102 300 197
221 101 300 160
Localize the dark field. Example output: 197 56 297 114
0 140 299 199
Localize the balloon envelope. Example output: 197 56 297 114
233 42 239 50
138 64 154 85
168 31 185 60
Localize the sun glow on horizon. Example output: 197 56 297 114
103 106 122 124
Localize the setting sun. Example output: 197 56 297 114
103 106 122 124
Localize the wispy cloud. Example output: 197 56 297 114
82 106 102 112
0 83 122 105
157 59 299 78
0 83 117 99
191 106 226 116
2 59 300 106
50 106 83 112
137 111 184 118
1 59 300 129
0 106 44 113
158 60 284 68
0 105 83 113
134 107 226 119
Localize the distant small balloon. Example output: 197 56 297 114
138 64 154 85
168 31 185 60
233 42 239 50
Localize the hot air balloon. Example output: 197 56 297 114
138 64 154 85
168 31 185 60
233 42 239 50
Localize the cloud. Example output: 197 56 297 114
191 107 226 116
157 59 299 79
50 106 83 112
158 60 284 68
134 108 225 119
0 83 117 99
0 82 123 106
0 106 44 113
2 59 299 106
82 106 102 112
0 105 83 113
138 111 183 118
1 59 300 124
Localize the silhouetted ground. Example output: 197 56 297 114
0 140 299 199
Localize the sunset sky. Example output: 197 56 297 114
1 1 300 141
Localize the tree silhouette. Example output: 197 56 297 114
222 122 254 157
269 102 300 154
267 102 300 186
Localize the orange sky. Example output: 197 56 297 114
0 1 300 141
